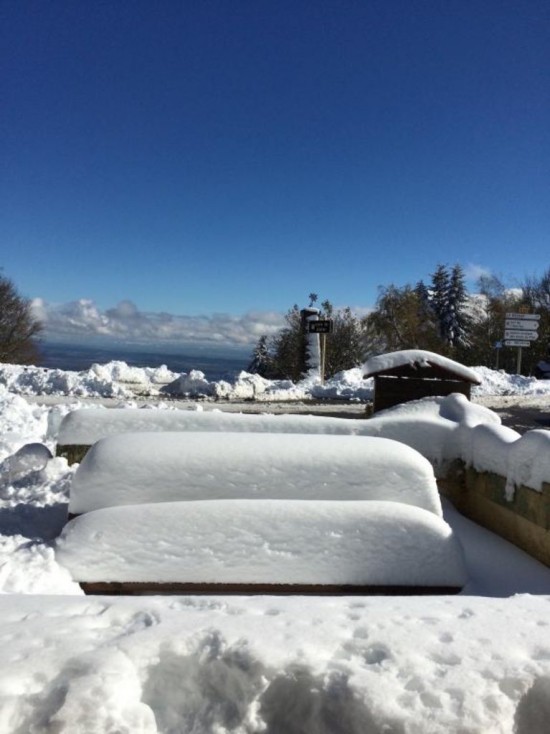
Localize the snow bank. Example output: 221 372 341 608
0 535 79 594
3 356 550 402
472 365 550 396
163 369 314 400
0 386 51 462
362 349 482 384
69 433 442 515
0 363 133 398
2 594 550 733
56 500 466 587
89 360 178 386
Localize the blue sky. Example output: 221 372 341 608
1 0 548 350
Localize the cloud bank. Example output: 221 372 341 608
31 298 285 350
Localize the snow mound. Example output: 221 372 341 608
506 429 550 497
472 366 550 396
0 386 51 462
69 433 442 515
0 535 81 594
0 443 53 482
56 500 467 587
0 363 133 398
90 361 178 385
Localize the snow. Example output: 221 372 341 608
1 358 550 731
4 357 550 402
57 391 550 494
506 429 550 498
69 432 442 515
56 500 466 586
57 406 359 446
470 423 520 477
362 349 482 384
1 593 550 733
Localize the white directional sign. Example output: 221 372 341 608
505 319 540 331
505 339 530 347
505 313 541 320
505 330 538 340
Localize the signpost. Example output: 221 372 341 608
504 313 540 373
308 319 334 384
504 329 539 340
504 340 531 348
308 320 334 334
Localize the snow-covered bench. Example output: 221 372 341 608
56 500 467 595
68 433 443 516
56 394 500 469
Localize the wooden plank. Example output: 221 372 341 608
373 376 471 412
80 581 462 596
56 444 90 464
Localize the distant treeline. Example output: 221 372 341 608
249 265 550 379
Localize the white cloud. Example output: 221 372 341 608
30 298 285 349
464 263 492 283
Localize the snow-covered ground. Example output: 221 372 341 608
4 358 550 402
1 361 550 732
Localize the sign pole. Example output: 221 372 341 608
307 319 333 384
320 333 326 384
517 346 522 375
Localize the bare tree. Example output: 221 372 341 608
0 273 42 364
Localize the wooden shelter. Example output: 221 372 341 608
363 350 482 413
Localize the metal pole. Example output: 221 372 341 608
517 347 522 375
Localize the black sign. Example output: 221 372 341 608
308 319 333 334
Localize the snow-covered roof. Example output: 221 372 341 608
362 350 482 384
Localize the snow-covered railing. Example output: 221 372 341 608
56 500 467 594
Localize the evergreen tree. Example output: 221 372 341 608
446 264 471 348
268 305 304 381
247 335 272 377
430 264 451 343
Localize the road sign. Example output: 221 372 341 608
505 340 531 347
505 320 539 331
504 330 538 340
505 313 541 320
308 319 334 334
